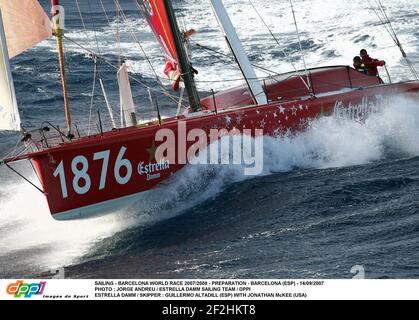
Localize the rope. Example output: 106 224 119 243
248 0 312 93
289 0 313 96
369 0 419 80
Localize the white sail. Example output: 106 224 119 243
117 63 137 127
210 0 267 105
0 10 19 131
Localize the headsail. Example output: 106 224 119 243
0 0 52 131
0 0 52 58
138 0 181 90
0 10 19 131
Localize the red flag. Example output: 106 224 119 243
164 60 181 91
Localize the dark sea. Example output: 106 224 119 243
0 0 419 279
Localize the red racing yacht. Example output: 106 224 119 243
1 0 418 220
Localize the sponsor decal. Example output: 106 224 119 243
143 0 154 16
333 95 385 121
6 280 46 298
137 159 170 181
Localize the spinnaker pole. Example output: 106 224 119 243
163 0 201 112
51 0 72 136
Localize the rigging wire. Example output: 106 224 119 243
247 0 312 93
75 0 87 31
0 135 26 164
124 0 166 85
369 0 418 80
100 78 117 128
77 0 109 131
63 35 189 109
289 0 313 96
77 0 117 129
114 0 176 96
86 0 102 55
115 0 122 67
64 0 191 112
87 56 98 135
99 0 112 25
4 163 44 194
194 42 279 76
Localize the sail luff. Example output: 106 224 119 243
140 0 178 63
0 9 20 131
153 2 178 61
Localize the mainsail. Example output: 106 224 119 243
0 0 52 131
138 0 181 90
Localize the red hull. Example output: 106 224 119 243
12 67 419 220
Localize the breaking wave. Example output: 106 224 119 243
0 96 418 276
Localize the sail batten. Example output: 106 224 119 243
0 0 52 58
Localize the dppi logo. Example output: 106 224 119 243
6 280 46 298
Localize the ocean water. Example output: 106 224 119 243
0 0 419 279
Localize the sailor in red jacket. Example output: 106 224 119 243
360 49 386 77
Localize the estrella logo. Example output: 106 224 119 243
6 280 46 298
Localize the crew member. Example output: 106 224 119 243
182 28 199 76
164 29 199 91
353 56 367 74
360 49 386 77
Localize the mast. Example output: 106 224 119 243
51 0 72 135
210 0 267 105
163 0 201 112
